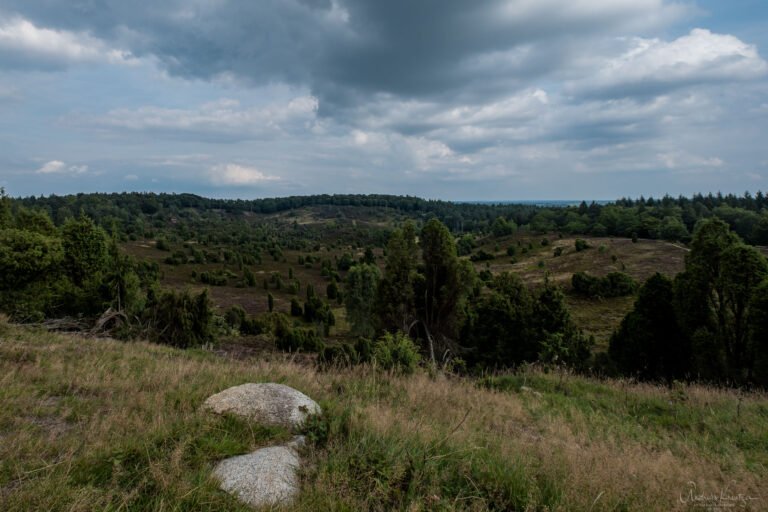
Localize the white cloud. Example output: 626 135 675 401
35 160 88 174
657 151 724 170
36 160 65 174
93 96 319 141
209 164 279 185
570 29 768 97
0 18 133 69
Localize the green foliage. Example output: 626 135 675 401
0 187 11 228
659 216 689 241
491 216 516 237
372 332 420 374
61 215 109 287
224 305 247 330
267 293 274 312
456 234 476 256
469 249 495 262
361 247 375 264
155 238 170 251
344 263 380 337
532 281 592 369
15 207 57 235
571 271 637 298
318 343 360 369
198 270 227 286
465 273 592 370
376 221 419 333
273 314 324 353
337 253 354 271
675 218 768 382
748 279 768 386
574 238 590 252
102 240 145 316
464 272 536 367
326 280 339 300
286 297 300 316
243 266 256 287
0 228 63 290
417 218 474 355
145 289 214 348
609 273 690 382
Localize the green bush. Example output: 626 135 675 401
571 271 637 298
145 288 214 348
470 249 495 262
318 343 359 368
290 298 303 317
372 332 420 374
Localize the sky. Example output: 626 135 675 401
1 1 767 201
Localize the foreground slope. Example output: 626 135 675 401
0 322 765 511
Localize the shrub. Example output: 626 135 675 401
155 238 170 251
318 343 359 368
290 298 303 317
146 288 214 348
470 250 495 262
224 305 246 330
275 325 324 353
372 332 420 374
571 271 637 298
574 239 590 252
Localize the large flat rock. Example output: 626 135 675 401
213 437 306 508
203 383 321 430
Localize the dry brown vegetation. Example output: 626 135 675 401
1 320 765 511
468 235 688 347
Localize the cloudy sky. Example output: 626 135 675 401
1 0 767 200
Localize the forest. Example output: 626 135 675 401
2 188 768 387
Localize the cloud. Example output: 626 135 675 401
0 1 689 104
2 2 767 200
90 96 318 141
569 29 768 98
35 160 88 174
209 164 279 186
657 151 724 170
0 17 133 70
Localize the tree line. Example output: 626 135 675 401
15 190 768 246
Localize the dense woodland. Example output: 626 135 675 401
2 188 768 386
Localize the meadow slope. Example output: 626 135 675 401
1 320 766 511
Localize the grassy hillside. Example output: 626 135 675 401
122 223 689 352
1 319 765 511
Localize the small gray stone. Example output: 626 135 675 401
213 437 305 508
203 383 321 430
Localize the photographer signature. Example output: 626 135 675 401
679 481 760 509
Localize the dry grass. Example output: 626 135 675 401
2 324 765 511
468 235 688 348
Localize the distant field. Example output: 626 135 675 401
124 226 688 350
470 235 687 347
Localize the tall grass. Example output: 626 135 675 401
1 323 765 511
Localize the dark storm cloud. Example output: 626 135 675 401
2 1 768 200
0 0 689 108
